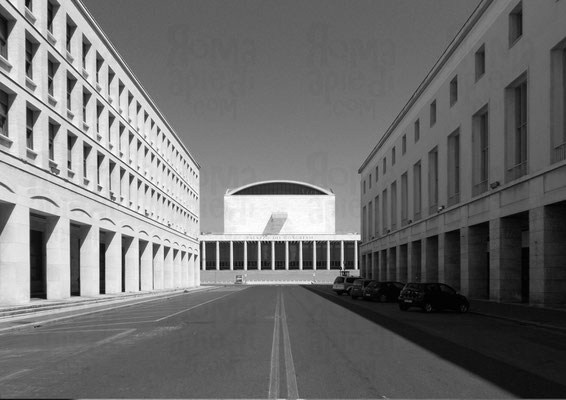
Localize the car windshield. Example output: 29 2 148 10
405 283 423 290
345 277 357 283
333 277 344 284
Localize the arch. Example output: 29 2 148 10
152 234 162 241
122 224 135 233
31 196 60 208
100 217 116 226
139 230 149 238
227 180 333 196
0 181 15 194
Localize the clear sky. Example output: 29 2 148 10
82 0 481 234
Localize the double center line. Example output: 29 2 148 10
268 287 299 400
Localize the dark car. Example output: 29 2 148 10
363 281 404 302
332 276 359 295
350 279 375 299
398 283 469 313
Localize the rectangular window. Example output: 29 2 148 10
96 56 103 84
47 60 55 96
374 195 379 237
67 76 74 111
382 189 388 234
48 123 56 161
369 174 372 189
475 44 485 81
368 201 373 239
472 105 489 195
509 2 523 46
82 40 89 70
66 22 74 53
108 114 115 144
108 68 114 98
392 147 396 165
505 74 528 181
47 2 54 33
83 144 90 179
450 76 458 106
362 206 367 242
25 0 32 11
363 180 366 194
430 100 437 126
67 133 75 170
402 135 407 155
0 15 8 59
0 90 8 137
414 119 420 142
447 129 460 206
391 181 397 231
82 92 89 123
428 147 438 214
413 161 422 221
97 153 103 186
26 108 34 149
401 172 408 226
25 39 33 79
551 41 566 162
383 157 387 174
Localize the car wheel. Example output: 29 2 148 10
379 294 387 303
459 303 469 313
423 302 433 313
399 304 409 311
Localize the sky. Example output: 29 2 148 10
82 0 481 234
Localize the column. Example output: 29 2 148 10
79 224 100 296
285 241 289 270
201 241 206 271
229 241 234 271
46 215 70 300
180 251 188 287
188 252 195 287
0 204 30 305
313 241 317 271
173 249 181 288
194 254 200 286
299 241 303 270
490 217 522 302
153 243 164 290
124 236 140 292
340 241 344 270
105 231 122 294
354 240 358 270
257 240 261 271
243 241 248 271
271 241 275 271
164 246 174 289
140 241 153 291
327 240 331 270
216 241 220 271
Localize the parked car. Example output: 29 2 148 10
350 279 375 299
363 281 405 302
398 283 469 313
332 276 359 295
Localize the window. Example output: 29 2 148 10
391 181 397 230
0 15 8 59
66 21 75 53
96 55 103 84
26 108 35 149
368 200 373 239
472 105 489 195
108 68 114 98
383 157 387 174
66 76 75 111
505 74 528 181
414 119 420 142
362 206 367 241
25 39 33 79
402 134 407 155
83 144 91 179
82 92 89 123
382 189 388 234
413 161 422 220
369 174 372 189
428 147 438 213
401 172 408 226
374 195 379 237
0 90 8 137
475 45 485 81
447 129 460 206
392 146 396 165
25 0 32 12
97 153 103 186
430 100 437 126
47 60 55 96
48 123 56 161
450 76 458 106
375 166 378 182
551 40 566 162
509 2 523 46
363 179 366 194
67 133 75 170
82 39 89 70
47 2 55 33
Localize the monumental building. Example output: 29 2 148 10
359 0 566 306
0 0 200 306
200 180 360 284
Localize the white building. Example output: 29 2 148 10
359 0 566 306
201 180 359 284
0 0 200 305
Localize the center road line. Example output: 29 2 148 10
268 289 281 399
280 290 299 400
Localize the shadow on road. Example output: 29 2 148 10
302 285 566 399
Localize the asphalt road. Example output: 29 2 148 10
1 285 565 398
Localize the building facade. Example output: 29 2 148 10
201 180 359 284
359 0 566 306
0 0 200 306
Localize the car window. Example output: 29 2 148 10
439 284 456 295
393 282 404 289
333 277 344 284
353 279 363 285
426 284 440 292
346 277 356 283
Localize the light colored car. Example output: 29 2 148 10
332 276 359 295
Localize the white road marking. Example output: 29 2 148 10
268 290 281 399
155 291 240 322
280 290 299 400
0 369 32 383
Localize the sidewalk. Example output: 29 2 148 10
470 299 566 332
0 286 213 333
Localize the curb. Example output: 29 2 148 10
0 286 214 334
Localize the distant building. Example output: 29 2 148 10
358 0 566 306
0 0 200 306
200 180 359 284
